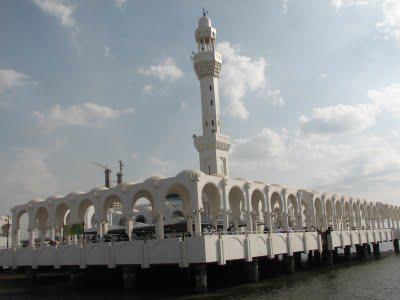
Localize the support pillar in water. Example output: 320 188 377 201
366 244 372 255
245 260 259 283
283 254 295 274
344 245 352 262
191 264 207 293
314 250 321 265
307 250 314 266
294 252 302 269
25 268 37 283
323 250 334 266
122 266 139 290
393 239 400 253
373 243 380 257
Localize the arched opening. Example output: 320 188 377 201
271 192 283 231
344 202 351 229
135 215 147 223
287 194 298 229
335 201 343 229
251 189 264 231
366 204 372 229
103 195 123 231
229 186 245 230
35 207 49 243
352 203 359 228
300 198 309 229
78 199 95 231
133 190 155 226
372 206 378 228
201 183 221 227
360 204 366 229
171 211 185 223
314 198 323 229
16 210 28 246
325 199 333 228
55 203 71 242
164 184 191 233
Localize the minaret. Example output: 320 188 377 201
192 11 231 176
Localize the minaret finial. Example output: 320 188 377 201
202 8 208 17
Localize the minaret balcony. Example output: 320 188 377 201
193 51 222 79
193 133 231 152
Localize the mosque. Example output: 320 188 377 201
1 13 399 292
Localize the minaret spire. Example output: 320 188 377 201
192 13 231 176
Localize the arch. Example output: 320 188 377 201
103 195 123 223
314 198 323 229
201 183 221 222
35 207 49 231
300 198 309 228
77 199 95 229
55 203 70 228
270 192 283 230
229 186 245 223
325 199 334 228
287 194 298 228
335 201 343 229
133 189 155 224
344 202 351 229
164 183 191 215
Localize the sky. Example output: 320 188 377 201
1 0 400 215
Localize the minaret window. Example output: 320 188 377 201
205 121 208 127
210 99 213 106
212 120 214 126
209 85 212 91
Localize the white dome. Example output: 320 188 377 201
176 169 202 178
29 198 44 204
46 194 63 201
144 176 164 184
199 16 211 28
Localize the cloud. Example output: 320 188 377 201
32 102 135 130
217 42 267 120
331 0 369 9
114 0 126 8
282 0 288 14
231 127 400 202
319 73 328 79
142 84 153 95
0 69 32 94
180 101 187 111
369 83 400 117
137 58 183 81
299 104 377 135
32 0 77 30
267 89 286 108
377 0 400 43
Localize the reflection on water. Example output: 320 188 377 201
1 243 399 300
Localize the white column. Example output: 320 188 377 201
297 191 304 230
244 182 253 232
281 188 289 231
221 179 229 232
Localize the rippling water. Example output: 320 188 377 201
1 243 399 300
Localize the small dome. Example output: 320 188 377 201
29 198 44 204
46 194 63 201
67 191 84 198
144 176 164 184
199 16 211 28
176 169 202 178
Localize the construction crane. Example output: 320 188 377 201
92 162 112 188
116 160 124 185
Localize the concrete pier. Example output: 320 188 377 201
283 254 295 274
373 243 381 257
393 239 399 253
294 252 302 269
314 250 321 265
344 246 352 262
192 264 207 293
323 250 334 266
307 250 314 266
122 266 139 290
245 260 259 283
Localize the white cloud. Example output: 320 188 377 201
138 58 183 81
299 104 377 135
231 127 400 203
376 0 400 43
142 84 153 95
180 101 187 111
267 89 286 107
33 102 135 130
282 0 288 14
114 0 126 8
369 83 400 117
0 69 32 94
331 0 369 9
32 0 76 30
319 73 328 79
217 42 267 120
